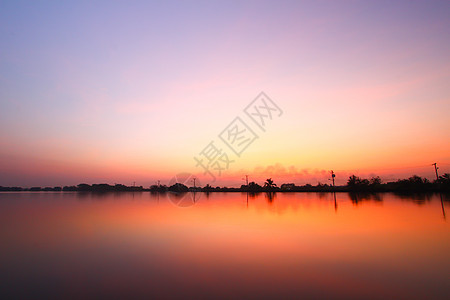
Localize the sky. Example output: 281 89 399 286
0 0 449 187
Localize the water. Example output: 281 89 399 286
0 192 448 299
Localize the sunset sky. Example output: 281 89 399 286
1 0 449 187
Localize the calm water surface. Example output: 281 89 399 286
0 192 449 299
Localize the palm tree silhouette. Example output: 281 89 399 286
264 178 277 189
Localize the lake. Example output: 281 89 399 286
0 192 448 299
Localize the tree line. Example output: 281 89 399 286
1 173 449 193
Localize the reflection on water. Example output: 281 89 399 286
0 192 448 299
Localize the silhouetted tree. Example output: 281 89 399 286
150 184 167 192
247 181 262 192
347 175 359 187
264 178 277 189
63 186 77 191
438 173 450 183
202 184 214 193
408 175 429 185
370 176 382 186
347 175 370 191
436 173 450 190
77 183 91 191
390 175 432 192
168 183 189 193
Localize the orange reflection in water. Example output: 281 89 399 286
0 192 448 299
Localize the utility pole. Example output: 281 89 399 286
245 175 249 186
330 170 335 187
432 163 439 181
193 177 197 188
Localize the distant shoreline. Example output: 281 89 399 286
1 186 449 195
2 174 449 194
1 190 449 194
